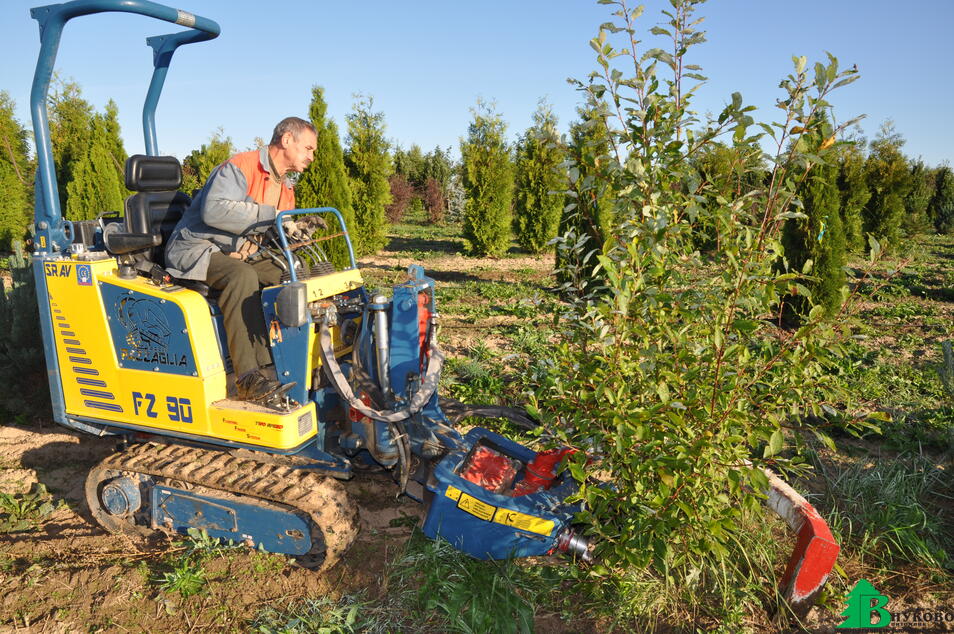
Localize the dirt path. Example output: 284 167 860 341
0 419 426 632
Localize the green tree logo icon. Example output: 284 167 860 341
837 579 892 628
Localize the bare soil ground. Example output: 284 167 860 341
1 228 952 632
0 234 561 633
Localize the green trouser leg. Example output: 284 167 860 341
205 251 284 377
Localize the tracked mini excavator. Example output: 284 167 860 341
27 4 844 616
27 0 592 570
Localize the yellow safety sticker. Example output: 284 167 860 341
457 492 496 521
445 485 554 535
493 508 555 536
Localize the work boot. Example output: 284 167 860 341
235 369 282 403
235 369 298 406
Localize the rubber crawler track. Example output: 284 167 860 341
89 442 360 571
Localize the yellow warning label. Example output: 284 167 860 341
493 508 555 536
457 492 495 521
444 486 554 535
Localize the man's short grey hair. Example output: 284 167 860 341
270 117 317 146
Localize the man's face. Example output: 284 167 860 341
283 129 317 173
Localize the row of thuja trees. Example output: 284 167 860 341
0 0 947 619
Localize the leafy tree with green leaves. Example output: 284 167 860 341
460 100 514 257
181 129 234 195
836 140 869 251
344 95 392 256
862 122 911 251
781 117 847 318
928 166 954 233
513 101 566 253
533 1 870 607
0 92 33 249
296 86 355 268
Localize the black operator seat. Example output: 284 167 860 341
103 155 190 267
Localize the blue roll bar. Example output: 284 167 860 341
29 0 220 254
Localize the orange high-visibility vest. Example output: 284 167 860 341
228 149 296 211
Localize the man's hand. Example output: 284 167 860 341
283 215 328 242
229 237 260 260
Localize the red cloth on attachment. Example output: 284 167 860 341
460 446 517 493
511 447 576 496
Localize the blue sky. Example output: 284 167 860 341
1 0 952 166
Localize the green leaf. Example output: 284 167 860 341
794 55 807 74
764 429 784 457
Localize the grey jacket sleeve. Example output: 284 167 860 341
200 162 276 235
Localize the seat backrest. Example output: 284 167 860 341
123 155 190 267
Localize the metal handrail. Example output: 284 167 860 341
29 0 220 254
274 209 358 282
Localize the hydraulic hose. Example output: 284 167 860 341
318 318 444 423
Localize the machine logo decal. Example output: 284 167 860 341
44 261 72 277
115 296 188 368
76 264 92 286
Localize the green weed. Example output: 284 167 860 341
444 351 505 405
0 483 64 533
391 532 540 634
152 528 237 599
250 551 288 575
251 594 389 634
155 556 206 598
809 451 951 570
865 299 933 320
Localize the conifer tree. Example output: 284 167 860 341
862 122 911 252
691 139 765 250
513 101 565 253
782 119 847 317
181 129 234 195
460 100 513 257
393 144 426 190
48 79 127 220
296 86 355 268
422 146 452 222
929 166 954 233
98 99 128 189
422 146 452 191
556 102 614 287
65 141 125 221
344 95 392 256
902 159 935 235
836 141 869 251
0 92 32 249
49 79 94 212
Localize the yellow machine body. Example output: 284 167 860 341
43 255 363 450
